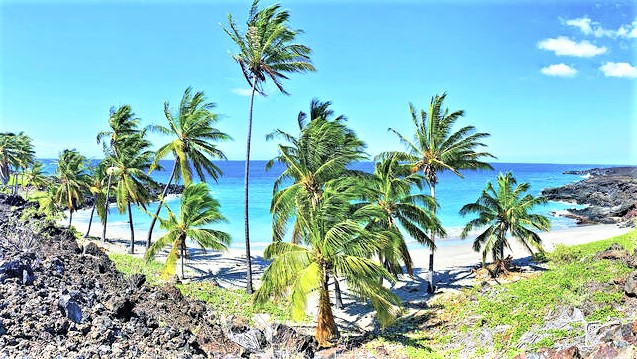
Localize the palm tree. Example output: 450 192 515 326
363 154 443 277
108 134 155 254
54 149 90 227
23 161 49 200
146 87 230 248
384 92 494 292
460 172 550 273
145 182 230 279
267 99 366 243
84 161 108 238
224 0 315 294
0 132 35 194
98 105 142 242
255 178 401 347
267 100 366 308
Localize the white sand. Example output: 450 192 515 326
66 212 632 333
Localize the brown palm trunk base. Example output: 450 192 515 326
316 273 339 347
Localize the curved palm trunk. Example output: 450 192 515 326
101 174 113 242
68 210 73 228
243 78 257 294
84 199 96 238
428 183 436 294
316 262 339 347
128 202 135 254
146 160 178 248
13 172 19 196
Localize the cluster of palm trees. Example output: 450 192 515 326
4 0 554 347
0 131 44 197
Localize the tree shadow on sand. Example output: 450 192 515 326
181 248 271 289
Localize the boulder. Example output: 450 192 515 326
58 295 82 324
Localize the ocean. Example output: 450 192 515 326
41 160 600 251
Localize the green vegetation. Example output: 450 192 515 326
145 183 230 280
381 92 494 292
224 0 316 294
145 87 230 248
108 252 290 322
460 172 550 266
53 149 90 227
363 229 636 358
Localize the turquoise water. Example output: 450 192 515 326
42 160 599 251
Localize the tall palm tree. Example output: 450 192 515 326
109 134 155 254
146 87 230 248
23 161 49 200
224 0 315 294
363 154 443 277
98 105 142 242
145 182 230 279
54 149 90 227
460 172 550 270
384 92 494 292
255 178 401 347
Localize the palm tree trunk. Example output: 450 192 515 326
428 183 436 294
334 277 343 309
128 202 135 254
181 244 185 280
68 210 73 227
243 78 258 295
13 172 19 195
84 199 96 238
316 262 339 347
102 174 113 242
146 160 178 248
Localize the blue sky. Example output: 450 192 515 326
1 0 635 165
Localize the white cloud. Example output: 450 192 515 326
599 62 637 78
231 88 253 96
540 64 577 77
565 16 637 39
565 17 593 35
537 36 607 57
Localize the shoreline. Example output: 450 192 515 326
69 215 632 332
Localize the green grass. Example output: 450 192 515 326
363 228 637 358
107 252 292 323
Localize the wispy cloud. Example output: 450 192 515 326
231 88 253 97
564 16 637 39
540 64 577 77
599 62 637 78
537 36 606 57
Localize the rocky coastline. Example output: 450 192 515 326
542 167 637 226
0 195 316 358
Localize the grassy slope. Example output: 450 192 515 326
359 228 637 358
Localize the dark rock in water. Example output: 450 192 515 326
625 272 637 297
542 166 637 225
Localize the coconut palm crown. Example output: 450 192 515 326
460 172 550 264
145 182 230 279
382 92 494 292
145 87 230 248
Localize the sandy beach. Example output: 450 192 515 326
65 210 632 332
